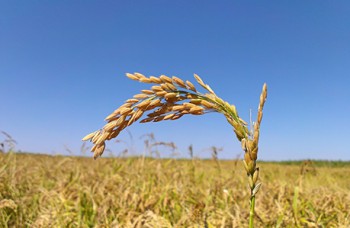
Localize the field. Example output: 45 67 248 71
0 152 349 227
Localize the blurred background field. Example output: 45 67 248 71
1 151 349 227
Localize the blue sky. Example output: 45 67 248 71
1 1 350 160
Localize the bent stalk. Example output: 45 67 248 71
83 73 267 226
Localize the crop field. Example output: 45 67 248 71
0 152 349 227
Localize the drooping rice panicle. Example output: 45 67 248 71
83 73 260 159
83 72 267 227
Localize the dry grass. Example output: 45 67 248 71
1 152 349 227
0 131 17 153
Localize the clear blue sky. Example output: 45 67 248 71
1 1 350 160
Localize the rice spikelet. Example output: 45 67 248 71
83 72 267 164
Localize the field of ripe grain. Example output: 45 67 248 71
0 152 349 227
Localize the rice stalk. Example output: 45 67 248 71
83 73 267 227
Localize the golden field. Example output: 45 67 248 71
0 152 349 227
